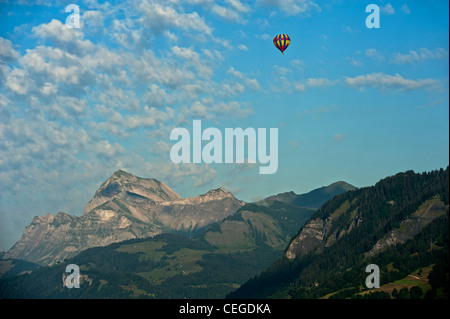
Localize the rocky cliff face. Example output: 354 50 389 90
285 197 359 260
285 194 447 261
83 170 182 216
365 196 447 257
3 170 244 265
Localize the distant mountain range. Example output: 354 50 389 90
3 170 245 266
259 181 356 208
1 168 447 299
0 170 353 298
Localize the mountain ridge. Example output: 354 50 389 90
260 181 356 208
3 171 355 266
3 168 445 299
3 171 244 265
0 196 329 298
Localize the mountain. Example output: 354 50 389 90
228 167 449 299
0 177 354 298
0 201 316 298
3 170 244 266
260 181 356 209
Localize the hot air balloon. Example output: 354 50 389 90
273 34 290 55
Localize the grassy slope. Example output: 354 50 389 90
321 265 433 299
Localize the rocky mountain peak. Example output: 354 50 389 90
83 170 181 215
30 213 54 225
205 187 230 197
111 169 132 178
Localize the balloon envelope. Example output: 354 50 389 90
273 34 290 54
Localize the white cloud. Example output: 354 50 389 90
401 4 411 14
227 67 261 90
0 0 266 251
212 5 240 21
130 50 196 88
256 33 271 40
227 0 251 13
111 17 146 49
291 77 335 91
294 83 306 92
290 59 305 72
365 48 385 61
94 140 125 158
81 10 105 34
306 77 332 88
211 0 250 23
148 162 218 188
213 101 253 119
32 19 95 56
392 48 449 64
6 68 32 95
345 72 442 92
126 106 175 129
237 44 248 51
381 3 396 15
171 45 213 78
138 0 212 35
143 84 171 109
186 100 215 120
346 57 363 67
40 82 58 96
0 37 19 63
185 0 214 5
257 0 320 16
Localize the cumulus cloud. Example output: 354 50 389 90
211 0 250 23
32 19 94 56
0 37 19 63
138 0 212 35
0 0 279 251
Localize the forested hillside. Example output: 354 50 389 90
229 167 449 299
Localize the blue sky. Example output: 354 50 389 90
0 0 448 251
